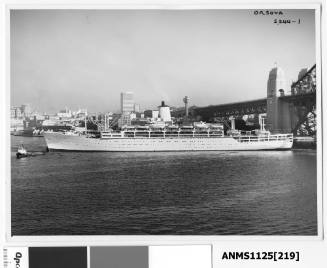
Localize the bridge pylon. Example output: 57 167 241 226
266 65 292 133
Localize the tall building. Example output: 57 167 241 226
121 91 134 114
21 104 32 117
134 103 140 113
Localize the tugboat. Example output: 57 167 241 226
16 145 31 158
16 144 47 158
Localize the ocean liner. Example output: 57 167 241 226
43 123 293 152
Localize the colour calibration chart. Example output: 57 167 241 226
3 246 212 268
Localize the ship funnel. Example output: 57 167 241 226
159 100 171 122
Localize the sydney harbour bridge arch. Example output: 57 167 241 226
191 64 316 136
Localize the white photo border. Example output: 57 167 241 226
2 0 324 246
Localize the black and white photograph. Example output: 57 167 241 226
9 8 319 236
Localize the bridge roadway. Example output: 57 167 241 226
193 91 316 121
193 98 267 121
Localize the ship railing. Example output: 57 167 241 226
100 131 123 138
234 133 293 143
100 130 225 139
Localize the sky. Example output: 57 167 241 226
11 9 316 114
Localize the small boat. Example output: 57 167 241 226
16 144 47 158
16 144 30 158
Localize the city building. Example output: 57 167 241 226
21 104 32 117
130 112 137 120
121 91 134 114
10 118 24 132
57 107 72 119
118 113 132 128
144 110 153 118
134 103 140 113
11 104 34 119
10 106 22 118
10 107 16 118
152 110 159 120
73 108 88 118
143 110 159 121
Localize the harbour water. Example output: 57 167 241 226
11 136 317 235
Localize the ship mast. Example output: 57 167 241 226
85 110 87 133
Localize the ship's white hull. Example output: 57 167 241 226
44 132 293 151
